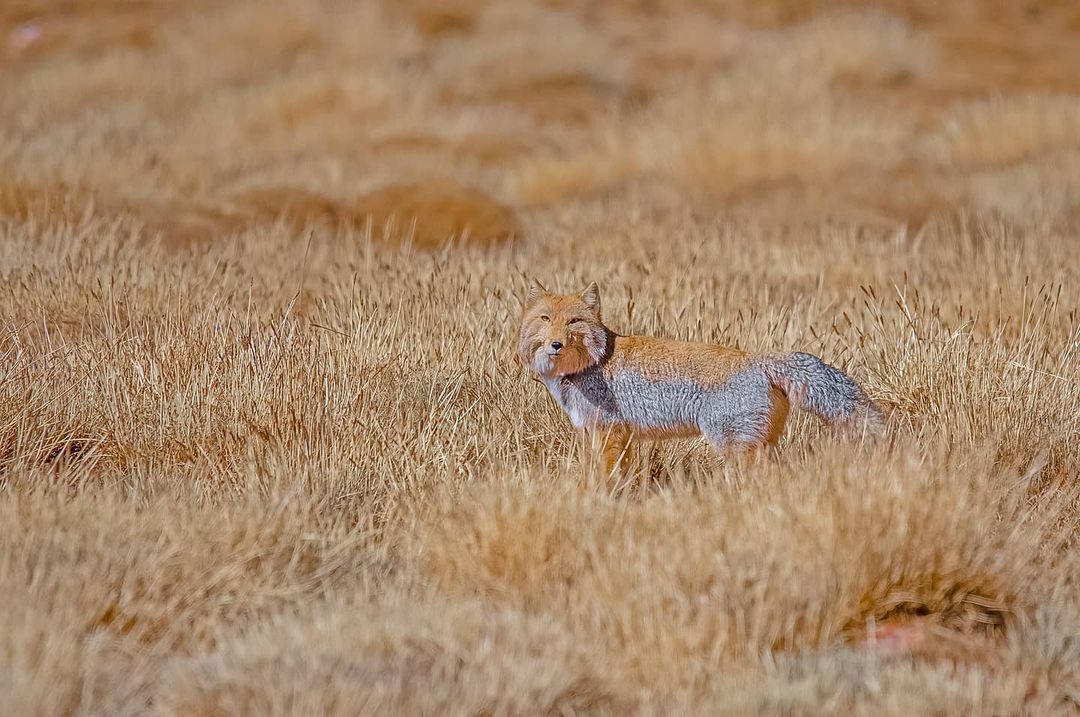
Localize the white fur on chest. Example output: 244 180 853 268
541 376 593 429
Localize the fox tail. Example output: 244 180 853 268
761 352 884 436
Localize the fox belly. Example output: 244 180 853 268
547 364 787 449
548 366 747 431
542 350 878 455
604 371 712 438
544 369 699 430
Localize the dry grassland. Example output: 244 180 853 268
1 0 1079 714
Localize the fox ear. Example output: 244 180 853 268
580 281 601 313
526 278 546 305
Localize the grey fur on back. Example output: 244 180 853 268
541 348 882 452
761 352 884 434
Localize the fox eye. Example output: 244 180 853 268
539 315 550 322
569 318 585 325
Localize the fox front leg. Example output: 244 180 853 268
580 425 633 489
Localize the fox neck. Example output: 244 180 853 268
537 327 614 427
540 370 601 429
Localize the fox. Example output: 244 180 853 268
518 279 884 475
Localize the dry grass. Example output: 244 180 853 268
1 1 1079 714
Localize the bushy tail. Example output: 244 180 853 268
761 352 884 436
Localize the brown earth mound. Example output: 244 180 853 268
351 181 523 250
0 180 522 251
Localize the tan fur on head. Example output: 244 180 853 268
519 281 608 378
526 278 546 306
580 281 600 313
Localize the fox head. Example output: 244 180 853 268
519 279 608 378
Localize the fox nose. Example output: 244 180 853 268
550 340 563 351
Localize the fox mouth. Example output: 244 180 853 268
532 349 561 376
537 348 592 378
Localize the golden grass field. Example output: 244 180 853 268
1 0 1079 714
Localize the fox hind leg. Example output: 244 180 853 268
762 385 790 448
700 369 783 459
743 387 790 461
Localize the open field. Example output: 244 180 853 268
1 0 1079 714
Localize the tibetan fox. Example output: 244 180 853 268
518 280 883 474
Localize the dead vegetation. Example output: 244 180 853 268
0 0 1078 714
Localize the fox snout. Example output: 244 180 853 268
534 333 567 355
